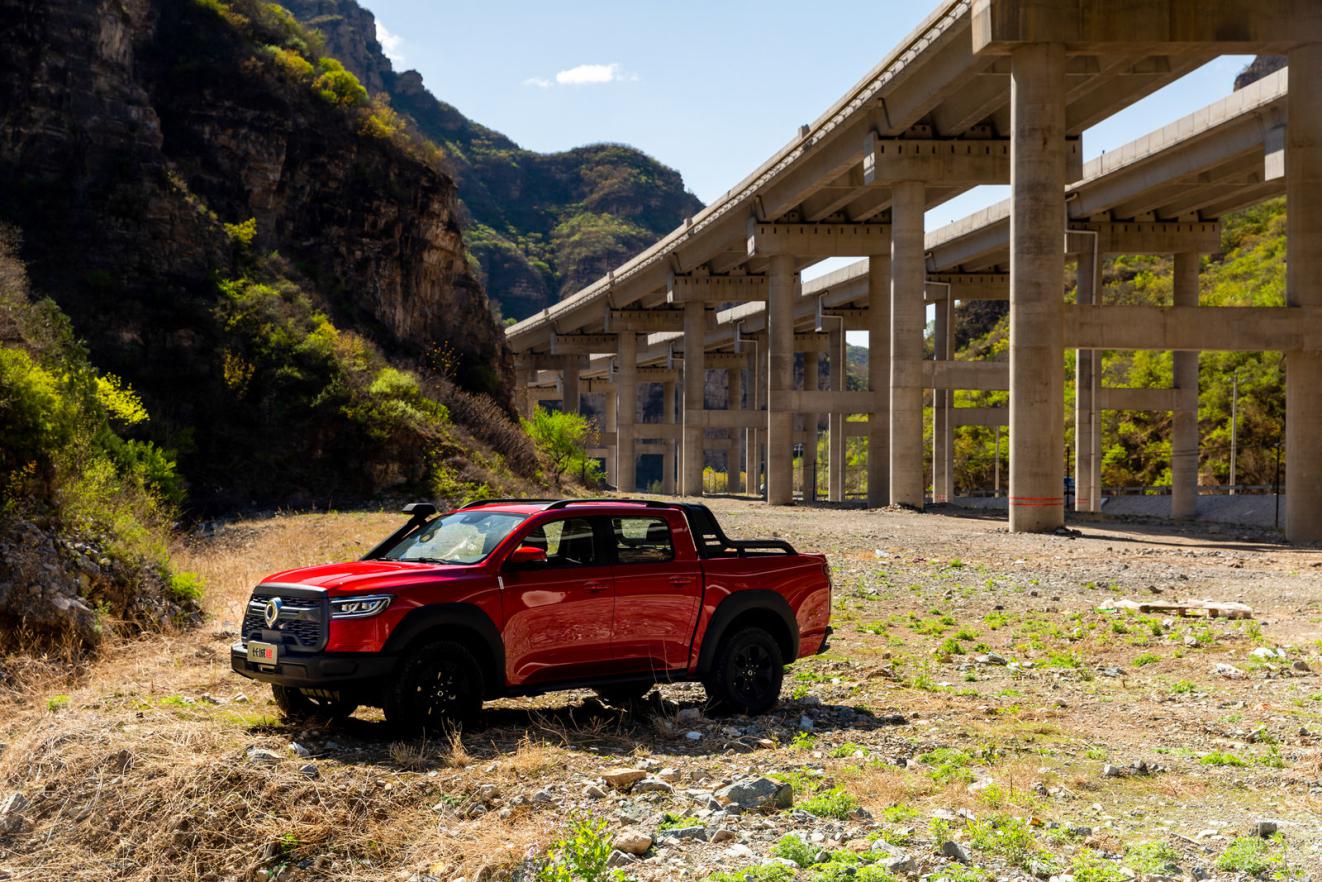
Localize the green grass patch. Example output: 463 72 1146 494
1200 750 1247 767
1132 652 1161 667
773 834 819 868
1216 835 1297 878
797 787 859 820
658 812 702 831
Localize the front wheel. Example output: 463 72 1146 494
383 639 485 733
271 685 359 722
703 626 784 715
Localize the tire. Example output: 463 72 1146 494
703 626 784 715
383 639 485 733
593 683 653 706
271 685 359 722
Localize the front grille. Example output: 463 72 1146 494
242 587 326 650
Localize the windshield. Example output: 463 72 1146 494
385 511 528 565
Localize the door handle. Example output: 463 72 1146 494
670 576 694 585
584 582 609 593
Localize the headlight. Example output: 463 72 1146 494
330 595 393 619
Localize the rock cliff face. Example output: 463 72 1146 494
0 0 512 507
279 0 705 319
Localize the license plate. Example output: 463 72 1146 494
247 641 278 664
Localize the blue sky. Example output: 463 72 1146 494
365 1 1253 336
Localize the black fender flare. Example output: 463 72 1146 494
695 590 798 676
383 603 505 694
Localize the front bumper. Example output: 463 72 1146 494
230 642 397 688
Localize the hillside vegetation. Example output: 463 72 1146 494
279 0 705 320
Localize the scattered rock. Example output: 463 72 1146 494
246 747 282 766
584 783 607 799
1255 819 1279 837
659 826 706 842
605 850 638 869
601 767 647 791
1214 663 1244 678
684 731 703 741
658 768 681 783
298 763 319 780
714 777 793 812
613 829 653 856
940 840 971 863
0 793 27 835
710 828 737 844
1102 764 1124 779
631 777 673 795
289 741 311 758
976 652 1009 666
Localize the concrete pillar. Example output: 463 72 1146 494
767 254 797 505
803 354 820 501
1074 248 1099 512
932 295 953 503
616 333 637 493
828 329 846 502
561 355 581 416
1008 42 1067 533
750 343 765 497
681 302 706 497
890 179 926 509
513 357 533 420
1171 252 1200 520
1286 43 1322 543
728 367 745 493
867 256 891 507
603 390 616 486
662 380 676 495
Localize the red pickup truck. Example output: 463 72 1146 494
231 499 832 730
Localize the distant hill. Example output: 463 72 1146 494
280 0 705 320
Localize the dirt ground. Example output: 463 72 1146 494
0 500 1318 882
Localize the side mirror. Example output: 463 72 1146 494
507 545 548 567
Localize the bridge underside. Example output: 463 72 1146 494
508 0 1322 542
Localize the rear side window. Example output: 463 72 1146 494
611 517 674 564
522 518 597 567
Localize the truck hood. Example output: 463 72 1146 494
261 560 475 595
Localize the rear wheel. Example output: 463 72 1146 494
593 682 653 707
704 626 784 715
271 685 359 722
383 639 485 733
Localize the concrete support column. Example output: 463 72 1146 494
1008 42 1067 532
1286 44 1322 542
803 354 820 501
890 179 926 508
932 295 953 503
561 355 581 416
603 389 617 486
681 302 706 497
615 333 637 493
1074 248 1099 512
828 329 846 502
1171 252 1200 520
767 254 797 505
728 367 745 493
750 343 765 497
867 256 891 507
662 380 676 495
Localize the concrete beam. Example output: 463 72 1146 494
699 352 749 369
1097 386 1178 411
550 333 617 356
794 333 832 353
700 410 765 430
864 135 1012 185
635 423 680 441
668 274 769 304
1069 221 1221 254
748 221 892 258
925 272 1011 301
971 0 1322 52
608 308 687 332
953 406 1009 427
821 308 871 331
769 390 879 414
921 360 1010 391
1065 305 1322 352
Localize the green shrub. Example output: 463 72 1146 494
707 867 795 882
773 833 819 868
536 816 625 882
1123 841 1180 875
1216 835 1295 878
798 787 859 820
1072 849 1124 882
523 407 602 488
312 57 367 107
1200 750 1247 767
169 571 205 604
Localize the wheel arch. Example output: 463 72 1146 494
383 604 505 697
696 591 798 676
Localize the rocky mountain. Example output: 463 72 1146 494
0 0 531 509
280 0 705 320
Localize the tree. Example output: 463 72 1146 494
522 407 601 488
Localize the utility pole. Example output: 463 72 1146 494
994 425 1001 497
1229 371 1239 495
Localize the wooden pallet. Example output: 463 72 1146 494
1102 599 1252 619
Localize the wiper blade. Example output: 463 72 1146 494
398 556 456 564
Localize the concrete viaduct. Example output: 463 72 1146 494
504 0 1322 543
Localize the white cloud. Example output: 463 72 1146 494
375 20 405 66
523 63 637 88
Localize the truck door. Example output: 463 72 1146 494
500 516 614 686
607 512 702 673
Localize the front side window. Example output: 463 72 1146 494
385 511 527 565
520 518 598 567
611 517 674 564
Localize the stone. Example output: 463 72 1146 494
0 792 27 835
715 777 793 811
940 840 971 863
1102 764 1124 779
605 850 638 869
658 768 681 783
676 707 703 722
976 652 1008 666
298 763 319 780
613 829 653 856
1255 819 1279 837
1214 663 1244 678
799 715 814 731
584 783 607 799
684 731 703 741
601 767 647 790
710 828 737 843
879 852 915 874
289 741 311 758
246 747 282 765
531 788 554 804
631 777 673 795
725 843 754 859
659 826 706 842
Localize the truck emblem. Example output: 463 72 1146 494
264 597 283 628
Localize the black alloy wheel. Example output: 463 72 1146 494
704 626 784 715
384 639 484 733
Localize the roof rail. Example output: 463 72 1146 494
457 497 558 509
544 498 673 510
